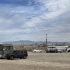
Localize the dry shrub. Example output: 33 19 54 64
13 44 46 52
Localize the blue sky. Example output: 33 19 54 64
0 0 70 42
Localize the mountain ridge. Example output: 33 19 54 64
1 40 69 45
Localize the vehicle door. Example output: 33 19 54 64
18 51 23 57
3 46 13 58
13 51 19 58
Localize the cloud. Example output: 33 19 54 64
0 0 70 42
0 0 38 6
35 0 70 11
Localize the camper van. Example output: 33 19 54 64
46 47 58 53
0 44 13 58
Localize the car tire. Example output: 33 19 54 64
10 56 14 60
23 56 27 59
34 51 36 53
40 51 42 52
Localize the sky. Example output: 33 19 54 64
0 0 70 42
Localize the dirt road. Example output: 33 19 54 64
0 52 70 70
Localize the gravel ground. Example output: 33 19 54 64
0 52 70 70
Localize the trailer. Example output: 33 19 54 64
47 46 68 53
67 48 70 52
0 44 13 58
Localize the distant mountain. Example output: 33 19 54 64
1 40 70 45
2 40 35 45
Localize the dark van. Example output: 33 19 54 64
0 44 13 58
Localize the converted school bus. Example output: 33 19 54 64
0 44 13 58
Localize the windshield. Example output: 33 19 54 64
3 46 13 51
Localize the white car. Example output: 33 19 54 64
33 49 42 53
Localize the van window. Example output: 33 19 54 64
0 46 3 51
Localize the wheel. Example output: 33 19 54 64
40 51 42 53
23 56 27 59
34 51 36 53
10 56 14 60
46 50 48 53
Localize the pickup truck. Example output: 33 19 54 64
6 50 28 60
46 47 58 53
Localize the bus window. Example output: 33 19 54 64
9 46 13 50
3 46 13 51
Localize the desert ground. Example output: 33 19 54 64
0 52 70 70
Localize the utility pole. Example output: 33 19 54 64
46 34 47 49
21 41 24 48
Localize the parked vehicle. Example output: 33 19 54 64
57 49 62 53
46 47 58 53
67 48 70 52
0 44 13 58
33 49 42 53
6 50 28 60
